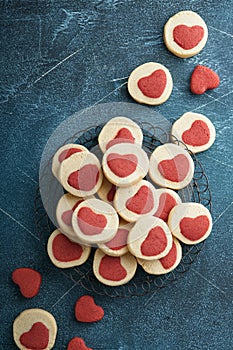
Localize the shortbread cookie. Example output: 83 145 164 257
164 11 208 58
114 180 159 222
72 198 119 244
149 143 194 190
75 295 104 323
67 337 92 350
12 268 42 298
153 188 182 222
47 229 91 268
93 249 137 286
128 216 173 260
52 144 89 179
97 176 117 204
190 65 220 94
128 62 173 105
13 308 57 350
171 112 216 153
59 151 103 197
102 143 149 187
168 202 212 244
137 237 182 275
98 116 143 153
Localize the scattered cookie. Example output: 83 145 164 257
171 112 216 153
190 65 220 94
75 295 104 323
13 308 57 350
149 143 194 190
153 188 182 221
127 216 173 260
164 11 208 58
93 249 137 286
97 175 117 204
98 116 143 153
47 229 91 268
12 268 42 298
128 62 173 105
102 143 149 187
168 202 212 244
67 337 92 350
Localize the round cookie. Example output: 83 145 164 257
102 143 149 187
59 151 103 197
164 11 208 58
72 198 119 244
127 216 173 260
153 188 182 222
128 62 173 105
93 249 137 286
98 116 143 153
114 180 159 222
47 229 91 268
149 143 194 190
13 308 57 350
137 237 182 275
97 175 117 204
171 112 216 153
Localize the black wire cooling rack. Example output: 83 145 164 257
35 122 212 297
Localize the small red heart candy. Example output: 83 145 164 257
12 268 42 298
52 233 83 262
137 69 167 98
158 154 190 182
140 227 167 256
160 240 177 269
182 120 210 146
106 128 135 149
75 295 104 323
20 322 49 350
154 193 177 222
59 147 83 163
126 185 154 214
61 200 84 226
173 25 204 50
77 207 107 236
190 65 220 94
107 153 138 177
180 215 210 241
99 255 127 281
68 164 100 191
67 337 92 350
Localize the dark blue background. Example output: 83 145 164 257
1 1 233 349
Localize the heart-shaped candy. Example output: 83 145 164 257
158 154 190 182
182 120 210 146
20 322 49 350
106 128 135 150
160 240 177 269
99 255 127 281
68 164 99 191
12 268 42 298
61 200 84 226
137 69 167 98
105 228 128 250
173 25 204 50
77 207 107 236
140 227 167 256
58 147 83 163
180 215 210 241
126 185 154 214
190 65 220 94
75 295 104 323
107 153 138 177
154 193 177 222
67 337 92 350
52 233 83 261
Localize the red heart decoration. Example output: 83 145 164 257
61 200 84 226
154 193 177 222
58 147 83 163
75 295 104 323
77 207 107 236
190 65 220 94
107 184 116 202
180 215 210 241
126 185 154 214
173 25 204 50
137 69 167 98
12 268 42 298
99 255 127 281
106 128 135 150
68 164 100 191
52 233 83 262
105 228 129 250
67 337 92 350
140 227 167 256
158 154 190 182
107 153 138 178
160 241 177 269
20 322 49 350
182 120 210 147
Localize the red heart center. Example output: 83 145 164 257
137 69 167 98
77 207 107 236
75 295 104 323
52 233 83 261
20 322 49 350
180 215 210 241
173 25 204 50
107 184 117 202
140 226 167 256
99 255 127 281
12 268 42 298
126 185 154 214
67 337 92 350
68 164 100 191
106 128 135 150
190 65 220 94
158 154 190 182
160 241 177 269
58 147 83 163
182 120 210 147
61 200 84 226
105 228 129 250
107 153 138 178
154 193 177 222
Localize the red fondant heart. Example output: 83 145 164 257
105 228 128 250
77 207 107 236
58 147 83 163
20 322 49 350
137 69 167 98
68 164 99 191
67 337 92 350
61 200 84 226
154 193 177 222
158 154 190 182
182 120 210 147
107 184 116 202
106 128 135 150
126 185 154 214
52 233 83 261
173 25 204 50
75 295 104 323
12 268 42 298
140 227 167 256
107 153 138 178
180 215 210 241
190 65 220 94
160 241 177 269
99 255 127 281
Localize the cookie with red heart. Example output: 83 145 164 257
93 249 137 286
47 229 91 268
102 143 149 187
67 337 92 350
149 143 194 190
13 308 57 350
127 216 173 260
190 65 220 94
97 175 117 204
164 11 208 58
98 116 143 153
114 180 159 222
12 268 42 298
168 202 212 244
128 62 173 105
75 295 104 323
153 188 182 222
171 112 216 153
